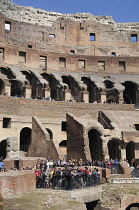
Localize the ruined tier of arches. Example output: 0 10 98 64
0 67 139 104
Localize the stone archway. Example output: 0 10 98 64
62 75 82 102
107 139 121 160
81 77 101 103
20 127 32 156
59 140 67 156
126 141 135 166
10 80 23 97
88 129 103 161
122 81 138 104
0 140 7 160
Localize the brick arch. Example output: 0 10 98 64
86 126 103 136
121 196 139 209
88 128 103 161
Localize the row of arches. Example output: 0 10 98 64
88 129 135 164
0 127 67 160
0 127 136 163
0 66 139 103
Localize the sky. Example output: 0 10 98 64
9 0 139 23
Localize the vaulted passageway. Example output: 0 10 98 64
88 129 103 161
108 139 121 160
122 81 138 104
20 127 32 156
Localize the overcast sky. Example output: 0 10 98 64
10 0 139 23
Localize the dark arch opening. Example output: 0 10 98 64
20 127 32 155
88 129 103 161
10 80 23 97
126 141 135 166
0 140 7 160
62 75 82 102
106 89 119 103
126 203 139 210
134 124 139 131
0 79 5 95
85 200 100 210
41 72 64 101
104 80 114 89
81 77 101 103
108 139 121 160
59 140 67 147
122 81 138 104
46 128 53 140
21 70 44 99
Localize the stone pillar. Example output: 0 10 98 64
121 149 126 161
103 146 109 160
82 91 89 103
6 136 19 159
24 85 32 99
101 92 106 103
119 90 124 104
44 88 51 99
65 89 71 101
5 85 11 96
135 149 139 159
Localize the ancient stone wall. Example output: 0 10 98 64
31 117 62 159
67 114 88 160
0 170 36 195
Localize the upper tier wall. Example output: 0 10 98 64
1 0 139 69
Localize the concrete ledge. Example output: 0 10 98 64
112 178 139 183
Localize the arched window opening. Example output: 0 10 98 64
59 140 67 156
108 139 121 160
88 129 103 161
20 127 32 156
46 128 53 140
134 124 139 131
59 140 67 147
0 140 7 160
126 141 135 166
122 81 138 104
10 80 23 97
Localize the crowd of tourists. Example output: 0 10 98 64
33 158 121 190
35 166 100 190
